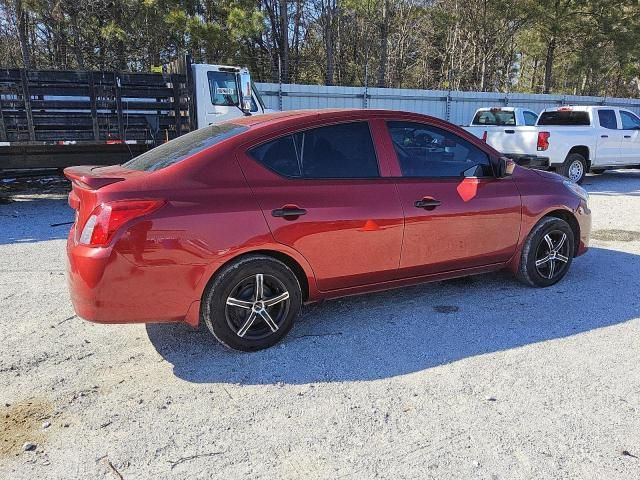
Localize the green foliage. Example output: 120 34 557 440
0 0 638 97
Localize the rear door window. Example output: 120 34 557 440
537 110 591 126
123 123 248 171
597 109 618 129
250 122 379 179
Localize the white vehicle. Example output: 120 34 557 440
189 64 270 126
0 58 272 170
463 107 549 170
464 107 539 133
466 105 640 183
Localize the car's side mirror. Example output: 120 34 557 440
495 156 515 178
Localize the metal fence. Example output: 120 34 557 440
256 82 640 125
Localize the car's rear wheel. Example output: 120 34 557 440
202 255 302 351
558 153 587 184
516 217 575 287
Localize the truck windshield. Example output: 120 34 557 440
538 110 590 126
208 71 239 106
472 110 516 126
122 123 248 171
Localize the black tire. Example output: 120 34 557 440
516 217 575 288
590 168 606 174
557 153 587 184
202 255 302 352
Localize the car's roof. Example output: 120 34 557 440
229 108 448 135
231 109 379 126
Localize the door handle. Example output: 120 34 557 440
415 198 442 210
272 206 307 219
504 129 515 134
601 135 608 138
624 135 632 138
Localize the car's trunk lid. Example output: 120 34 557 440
64 165 146 239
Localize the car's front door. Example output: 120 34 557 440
237 120 404 291
384 120 522 276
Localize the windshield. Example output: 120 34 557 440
538 110 590 126
472 110 516 126
123 123 248 171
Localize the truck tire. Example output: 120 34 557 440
558 153 587 184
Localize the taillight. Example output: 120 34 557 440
481 130 487 142
79 200 165 246
537 131 550 151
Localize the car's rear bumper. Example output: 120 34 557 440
66 228 199 326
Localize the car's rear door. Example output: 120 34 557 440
237 120 404 291
382 119 522 276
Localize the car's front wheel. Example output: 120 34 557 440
202 255 302 351
516 217 575 287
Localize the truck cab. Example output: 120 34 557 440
468 107 539 129
190 64 269 128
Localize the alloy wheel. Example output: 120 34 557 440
534 230 571 280
225 274 291 340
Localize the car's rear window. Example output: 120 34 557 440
537 110 590 126
123 123 248 171
472 110 516 126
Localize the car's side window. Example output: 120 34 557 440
620 111 640 130
387 121 493 178
249 121 379 179
250 135 301 177
598 109 618 129
523 111 538 126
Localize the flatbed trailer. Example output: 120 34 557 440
0 66 192 173
0 57 265 174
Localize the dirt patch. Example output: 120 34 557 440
591 229 640 242
0 399 54 458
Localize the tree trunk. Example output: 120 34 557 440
377 0 388 88
15 0 31 68
530 57 538 92
279 0 289 83
543 36 556 94
323 0 337 86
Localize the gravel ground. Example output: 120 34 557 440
1 171 639 479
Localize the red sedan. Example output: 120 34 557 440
65 109 591 351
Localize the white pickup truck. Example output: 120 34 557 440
465 105 640 183
464 107 539 133
463 107 550 171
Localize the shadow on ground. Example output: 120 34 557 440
0 197 72 245
583 169 640 196
147 246 640 385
